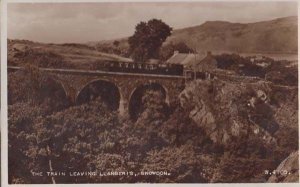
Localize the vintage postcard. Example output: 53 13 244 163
3 0 299 185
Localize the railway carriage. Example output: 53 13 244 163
101 60 183 76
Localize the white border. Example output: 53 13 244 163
1 0 8 187
1 0 300 187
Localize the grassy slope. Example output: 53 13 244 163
8 40 133 68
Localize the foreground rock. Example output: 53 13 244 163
179 79 298 182
179 79 278 147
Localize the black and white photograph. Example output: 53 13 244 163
4 0 299 184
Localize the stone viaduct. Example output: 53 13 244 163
8 66 185 117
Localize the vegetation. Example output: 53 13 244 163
128 19 172 62
8 65 298 183
214 53 298 86
159 42 194 60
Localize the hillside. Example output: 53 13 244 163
8 16 297 69
92 16 297 55
8 39 133 69
168 16 297 54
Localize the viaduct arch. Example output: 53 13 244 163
128 83 168 120
8 67 185 118
76 79 121 111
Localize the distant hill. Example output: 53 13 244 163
8 16 297 69
167 16 297 54
91 16 297 55
8 39 133 69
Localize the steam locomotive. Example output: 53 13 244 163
96 60 184 76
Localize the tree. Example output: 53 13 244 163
113 40 120 47
159 42 194 60
128 19 172 62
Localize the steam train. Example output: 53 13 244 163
96 60 184 76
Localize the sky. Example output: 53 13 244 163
8 1 298 43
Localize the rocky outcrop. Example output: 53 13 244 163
179 79 277 147
268 151 299 183
178 79 298 182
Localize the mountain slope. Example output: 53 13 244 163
167 16 297 53
92 16 297 55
